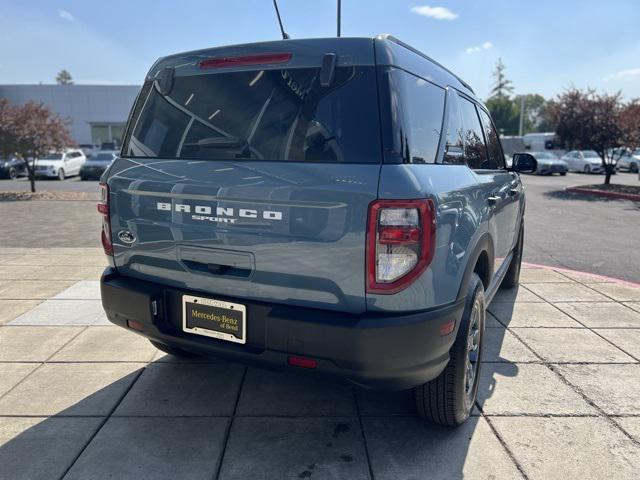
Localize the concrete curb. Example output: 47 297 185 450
522 261 640 289
565 186 640 202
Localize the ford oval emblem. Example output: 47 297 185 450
118 230 136 244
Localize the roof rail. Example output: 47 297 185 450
375 34 475 94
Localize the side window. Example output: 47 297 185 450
442 91 465 164
478 108 505 169
459 97 489 169
384 69 446 163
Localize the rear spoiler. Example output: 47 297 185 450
147 37 376 80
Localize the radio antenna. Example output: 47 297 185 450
272 0 290 39
337 0 341 37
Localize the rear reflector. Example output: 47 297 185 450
127 320 145 332
288 355 317 369
439 320 456 336
200 52 292 69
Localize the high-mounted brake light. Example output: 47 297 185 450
199 52 292 69
366 199 436 294
97 183 113 256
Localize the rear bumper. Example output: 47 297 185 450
100 268 465 390
34 171 59 178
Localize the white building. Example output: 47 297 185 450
0 84 140 146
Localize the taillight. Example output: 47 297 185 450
199 52 292 69
366 199 436 294
97 183 113 256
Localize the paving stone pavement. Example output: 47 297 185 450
0 248 639 479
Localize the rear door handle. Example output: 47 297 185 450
487 196 501 206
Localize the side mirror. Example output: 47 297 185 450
510 153 537 173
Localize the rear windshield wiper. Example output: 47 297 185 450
184 136 258 159
186 136 247 149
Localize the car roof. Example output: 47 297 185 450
147 35 476 99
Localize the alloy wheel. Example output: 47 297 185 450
465 297 482 405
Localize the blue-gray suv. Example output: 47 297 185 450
99 35 536 426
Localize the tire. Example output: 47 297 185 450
414 273 486 426
631 163 639 173
149 340 199 358
501 223 524 289
58 169 65 181
8 167 17 180
560 172 567 176
583 165 591 174
80 175 86 181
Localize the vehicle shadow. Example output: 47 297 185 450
477 289 520 414
0 297 522 479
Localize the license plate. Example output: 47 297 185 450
182 295 246 344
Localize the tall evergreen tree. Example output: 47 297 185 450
489 58 513 99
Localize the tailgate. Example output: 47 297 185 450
108 160 378 313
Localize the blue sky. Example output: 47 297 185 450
1 0 639 100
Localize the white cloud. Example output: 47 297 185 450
603 68 640 82
410 6 458 20
465 41 493 54
58 9 75 22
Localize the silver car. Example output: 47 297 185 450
529 151 567 175
617 149 640 173
562 150 604 174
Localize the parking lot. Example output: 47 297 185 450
0 170 639 479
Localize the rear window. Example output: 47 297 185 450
123 66 381 163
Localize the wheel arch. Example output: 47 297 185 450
456 232 495 301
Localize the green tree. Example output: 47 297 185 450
486 96 519 135
55 70 73 85
489 58 514 99
516 94 553 133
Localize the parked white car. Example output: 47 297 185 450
34 149 87 180
617 149 640 173
561 150 604 174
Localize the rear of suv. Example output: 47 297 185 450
100 35 534 426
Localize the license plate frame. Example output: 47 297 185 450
182 294 246 344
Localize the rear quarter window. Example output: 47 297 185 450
381 68 446 164
123 66 381 164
